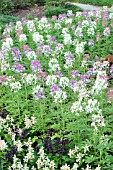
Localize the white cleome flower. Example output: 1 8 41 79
64 33 72 45
10 81 22 92
26 51 37 60
91 71 108 94
71 99 83 114
59 77 69 88
48 58 61 72
24 115 35 129
46 75 57 86
15 21 23 30
21 73 37 85
87 27 95 36
27 20 36 32
0 138 7 151
32 32 44 43
14 140 23 152
71 163 79 170
53 90 67 103
19 34 27 42
61 164 70 170
75 42 86 56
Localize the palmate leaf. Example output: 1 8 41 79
4 134 12 145
85 155 96 164
105 155 113 164
50 123 61 131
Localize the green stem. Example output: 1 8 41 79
24 83 28 110
40 100 45 134
17 93 20 116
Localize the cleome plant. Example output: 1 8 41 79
0 7 113 170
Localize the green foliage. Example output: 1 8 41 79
0 0 46 15
45 0 78 7
45 0 65 7
77 0 113 7
64 3 83 13
35 0 45 6
0 15 19 24
12 0 45 9
12 0 33 9
0 0 14 15
44 6 67 17
44 3 82 17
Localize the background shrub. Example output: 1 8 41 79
77 0 113 7
12 0 45 9
44 1 82 17
0 14 19 24
0 0 46 14
0 0 14 15
44 6 67 17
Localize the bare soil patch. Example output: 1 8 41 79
12 6 45 19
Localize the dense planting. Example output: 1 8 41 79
0 7 113 170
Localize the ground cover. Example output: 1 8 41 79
0 8 113 170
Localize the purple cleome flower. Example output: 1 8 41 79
0 75 9 85
102 11 109 20
30 60 42 72
38 42 45 49
50 84 61 94
20 129 28 139
22 45 32 54
82 10 88 17
54 71 63 78
52 15 57 20
16 29 23 38
106 90 113 100
12 62 25 73
36 49 42 55
88 39 94 46
100 75 108 80
102 21 107 27
38 71 47 81
0 109 9 118
49 36 56 42
58 14 67 20
96 32 102 41
87 68 96 75
110 65 113 76
70 70 80 78
80 75 90 83
65 53 74 60
104 27 110 36
5 146 17 161
78 21 82 26
42 45 53 56
34 91 45 100
13 126 20 139
87 17 91 23
70 80 78 90
12 47 22 61
71 26 75 30
43 137 69 156
22 17 28 24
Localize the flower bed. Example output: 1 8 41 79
0 8 113 170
